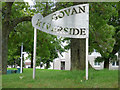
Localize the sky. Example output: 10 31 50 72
24 0 34 6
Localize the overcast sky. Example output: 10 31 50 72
24 0 34 6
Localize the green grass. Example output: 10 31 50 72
2 68 118 88
7 68 18 70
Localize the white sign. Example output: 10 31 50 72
32 4 89 38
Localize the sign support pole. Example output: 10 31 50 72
86 4 89 80
33 28 37 79
86 37 88 80
20 43 23 73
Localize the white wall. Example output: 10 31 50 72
53 50 119 70
53 59 61 70
65 50 71 70
109 62 119 70
88 56 104 70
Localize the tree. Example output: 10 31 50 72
32 2 119 70
7 2 65 69
90 2 119 68
61 2 118 69
104 2 120 67
34 2 118 70
0 1 2 73
8 45 21 67
2 2 32 74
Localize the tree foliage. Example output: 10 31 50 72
7 2 65 68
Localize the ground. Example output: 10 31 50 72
2 68 118 88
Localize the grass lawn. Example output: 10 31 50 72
7 68 18 70
2 68 118 88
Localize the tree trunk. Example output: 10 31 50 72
45 61 50 69
104 58 109 69
2 26 9 74
118 49 120 70
31 50 33 68
70 38 86 70
2 2 32 74
0 11 1 90
70 2 87 70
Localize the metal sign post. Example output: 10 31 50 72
33 28 37 79
20 43 23 73
86 38 88 80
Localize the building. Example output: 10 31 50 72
53 50 119 70
24 60 31 68
88 51 104 70
23 52 31 68
53 50 71 70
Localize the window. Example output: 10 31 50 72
94 61 100 67
116 61 119 66
61 61 65 70
112 61 115 66
112 61 119 67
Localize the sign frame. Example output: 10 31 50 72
32 4 89 80
32 4 89 38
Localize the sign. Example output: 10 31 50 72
32 4 89 80
32 4 89 38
